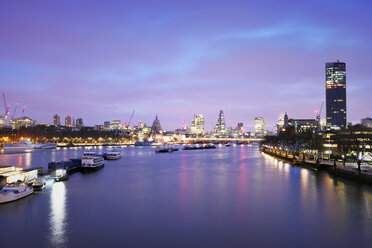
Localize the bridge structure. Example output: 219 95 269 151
184 137 264 143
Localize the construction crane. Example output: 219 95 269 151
11 103 19 120
182 118 187 129
2 92 10 125
316 101 324 121
125 110 135 128
21 106 26 117
315 101 324 130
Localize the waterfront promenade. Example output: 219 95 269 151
260 146 372 185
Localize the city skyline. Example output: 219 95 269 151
1 1 372 130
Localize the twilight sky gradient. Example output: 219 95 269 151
1 0 371 131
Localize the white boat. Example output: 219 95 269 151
0 184 33 204
3 139 37 150
0 167 38 203
35 143 57 149
81 151 104 170
103 150 122 160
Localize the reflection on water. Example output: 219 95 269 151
25 152 31 168
49 182 67 247
178 152 190 221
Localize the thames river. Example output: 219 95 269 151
0 145 371 248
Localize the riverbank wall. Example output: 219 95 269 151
261 148 372 185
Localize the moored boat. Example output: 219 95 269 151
32 180 46 191
103 149 122 160
52 168 68 182
35 143 57 149
81 151 104 170
155 145 179 153
155 146 172 153
183 144 215 150
0 184 33 204
182 144 196 150
0 167 38 203
3 139 38 150
203 144 216 149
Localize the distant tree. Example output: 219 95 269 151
333 134 353 167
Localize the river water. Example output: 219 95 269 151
0 145 371 248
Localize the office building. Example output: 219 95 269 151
236 123 244 133
0 115 6 127
76 118 84 128
9 116 37 129
53 114 60 126
110 120 122 130
214 110 226 134
190 114 205 135
290 119 318 134
278 113 318 135
104 121 110 129
254 117 265 136
361 117 372 128
326 61 346 130
65 115 72 127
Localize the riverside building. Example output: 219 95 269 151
326 61 346 130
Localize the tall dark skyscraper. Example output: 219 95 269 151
326 61 346 130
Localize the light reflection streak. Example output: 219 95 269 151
237 158 248 213
17 155 23 167
25 152 31 168
51 150 56 162
49 182 67 247
299 169 309 206
178 152 190 221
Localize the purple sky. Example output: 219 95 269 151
1 0 371 131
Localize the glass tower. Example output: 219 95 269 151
326 61 346 130
214 110 226 134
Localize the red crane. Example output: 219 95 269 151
316 101 324 121
125 110 135 128
11 102 19 120
2 92 10 125
21 106 26 116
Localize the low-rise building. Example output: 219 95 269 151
9 116 37 129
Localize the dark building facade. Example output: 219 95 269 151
76 118 84 128
326 61 346 130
